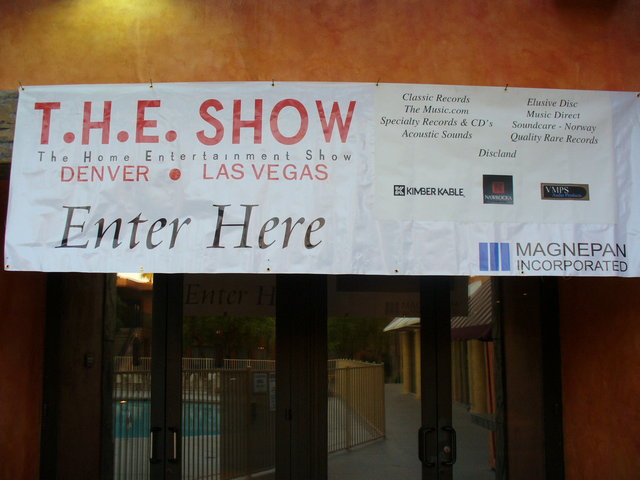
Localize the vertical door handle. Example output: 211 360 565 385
418 427 436 467
441 426 457 466
168 427 179 463
150 427 162 464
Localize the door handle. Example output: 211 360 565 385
418 427 436 467
168 427 179 463
150 427 162 464
441 426 457 466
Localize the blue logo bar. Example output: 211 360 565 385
479 242 511 271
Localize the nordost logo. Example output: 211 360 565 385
479 242 511 272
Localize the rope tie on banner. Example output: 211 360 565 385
18 81 25 91
272 79 275 87
504 84 509 92
149 78 153 89
376 78 381 87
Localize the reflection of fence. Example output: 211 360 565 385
114 357 216 372
114 371 152 400
113 372 152 480
184 357 217 370
114 356 151 372
112 358 384 479
328 360 386 453
223 359 275 370
181 369 276 480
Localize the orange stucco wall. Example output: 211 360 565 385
559 278 640 479
0 0 639 89
1 1 639 478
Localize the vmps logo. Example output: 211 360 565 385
479 242 511 272
541 183 590 200
483 175 513 205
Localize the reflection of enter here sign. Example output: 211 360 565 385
60 165 150 182
182 276 276 317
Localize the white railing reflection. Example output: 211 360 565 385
112 358 384 479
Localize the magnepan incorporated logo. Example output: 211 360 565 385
541 183 590 200
479 242 511 272
483 175 513 205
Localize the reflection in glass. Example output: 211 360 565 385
328 276 500 479
181 274 276 479
327 317 388 453
451 277 497 479
112 273 154 480
328 276 420 479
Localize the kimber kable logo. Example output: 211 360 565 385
393 185 465 197
483 175 513 204
541 183 590 200
478 241 628 273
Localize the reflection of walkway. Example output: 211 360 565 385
328 384 495 480
328 396 381 453
452 403 496 480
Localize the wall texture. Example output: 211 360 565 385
559 278 640 479
1 0 639 478
0 93 17 163
0 0 638 89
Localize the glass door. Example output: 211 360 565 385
420 277 502 480
326 275 422 479
181 274 277 479
110 273 155 479
108 273 183 480
449 277 500 480
325 276 503 480
111 273 327 480
108 274 504 479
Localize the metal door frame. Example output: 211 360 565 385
419 277 455 480
150 275 183 480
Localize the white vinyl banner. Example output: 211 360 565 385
4 82 640 276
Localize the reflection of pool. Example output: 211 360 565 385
113 401 220 438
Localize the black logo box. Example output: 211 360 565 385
541 183 590 200
483 175 514 204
